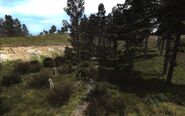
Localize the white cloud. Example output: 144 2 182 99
0 0 125 35
85 0 125 14
14 0 66 17
0 0 125 17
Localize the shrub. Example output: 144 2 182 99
47 80 73 106
14 62 30 74
57 64 72 75
13 61 41 74
29 60 41 73
43 57 55 67
80 61 90 67
106 95 126 115
0 97 10 115
76 62 99 81
86 82 125 116
29 72 51 88
1 73 21 87
64 46 74 60
54 56 65 67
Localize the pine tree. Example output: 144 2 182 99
96 3 106 59
14 19 22 36
22 24 29 36
64 0 85 63
3 15 15 36
50 25 57 34
0 18 4 37
156 0 185 83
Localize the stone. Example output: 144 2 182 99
48 78 54 89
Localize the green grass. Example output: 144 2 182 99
0 65 87 115
1 37 185 115
85 38 185 116
0 34 70 46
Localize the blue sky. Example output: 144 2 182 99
0 0 124 35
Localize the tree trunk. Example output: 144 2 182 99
158 36 162 51
144 37 148 60
162 36 171 75
125 41 129 55
113 39 117 60
166 34 181 84
157 36 160 48
160 37 165 56
129 48 134 78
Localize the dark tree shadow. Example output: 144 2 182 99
135 53 159 60
103 70 185 106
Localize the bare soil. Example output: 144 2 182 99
0 45 69 62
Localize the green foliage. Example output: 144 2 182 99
1 73 21 87
14 61 41 74
86 83 126 116
43 57 55 67
29 60 41 73
47 80 73 107
64 46 74 61
29 72 51 88
0 97 10 115
76 61 99 81
57 64 72 75
14 62 30 74
0 15 29 37
49 25 57 34
54 56 65 67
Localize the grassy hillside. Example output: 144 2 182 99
0 34 70 46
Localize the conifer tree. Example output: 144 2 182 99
64 0 85 63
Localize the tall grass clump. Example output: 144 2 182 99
0 97 10 115
29 72 51 88
86 82 126 116
1 73 21 87
47 80 73 107
13 61 41 74
43 57 55 67
54 56 65 67
57 64 72 75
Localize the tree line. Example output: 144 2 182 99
39 21 68 36
0 15 29 37
64 0 185 84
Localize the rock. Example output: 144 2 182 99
48 78 54 89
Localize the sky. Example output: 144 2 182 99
0 0 125 35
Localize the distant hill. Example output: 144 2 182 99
0 34 70 47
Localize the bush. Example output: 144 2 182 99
1 73 21 87
57 64 72 75
80 61 90 67
14 62 30 74
106 95 126 115
29 72 51 88
13 61 41 74
0 97 10 115
76 62 99 81
47 80 73 106
64 46 74 60
43 57 55 67
54 56 65 67
86 82 125 116
29 60 41 73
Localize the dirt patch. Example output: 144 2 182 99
0 45 70 62
70 102 89 116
